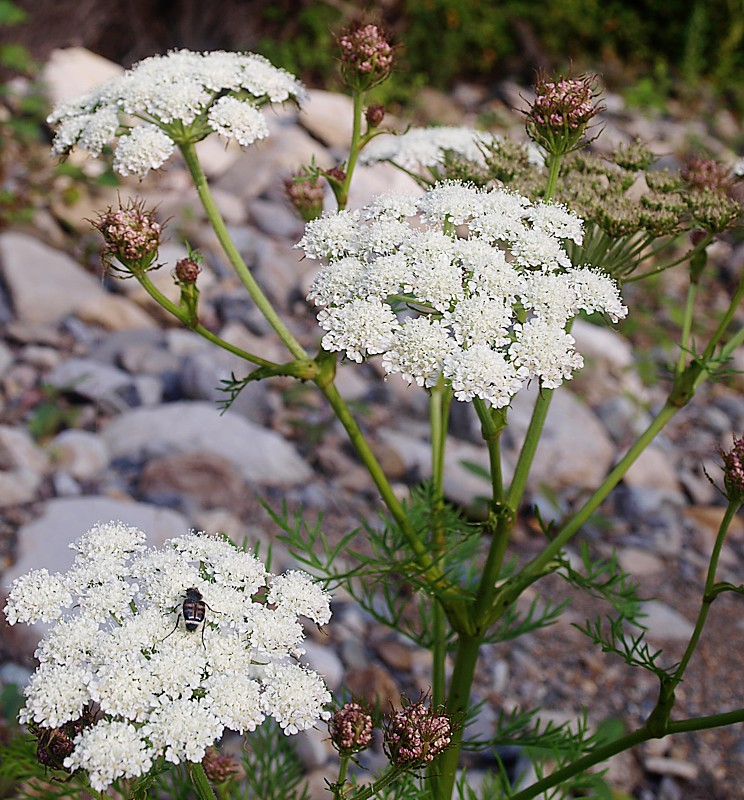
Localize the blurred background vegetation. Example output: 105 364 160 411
1 0 743 114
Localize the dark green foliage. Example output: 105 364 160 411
241 721 311 800
254 1 744 109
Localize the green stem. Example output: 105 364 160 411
189 761 218 800
179 141 307 360
544 153 563 200
337 90 365 210
674 499 741 681
505 388 553 512
437 633 483 800
429 380 452 710
676 279 698 375
136 271 278 368
333 754 351 800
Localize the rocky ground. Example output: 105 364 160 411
1 47 744 799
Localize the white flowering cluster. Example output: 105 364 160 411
359 126 544 171
299 182 626 405
47 50 305 177
4 522 331 791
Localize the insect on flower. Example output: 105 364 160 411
164 586 209 645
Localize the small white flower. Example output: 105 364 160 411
113 125 175 178
317 297 399 362
19 662 91 728
267 570 332 625
528 201 584 244
382 317 455 388
64 720 153 793
261 662 332 735
444 344 525 407
364 192 421 219
510 318 584 388
4 568 72 625
443 293 511 347
297 210 362 259
144 697 223 764
359 126 497 170
307 256 366 306
208 95 270 146
47 49 304 175
568 267 627 322
417 181 482 225
511 226 572 270
205 673 265 733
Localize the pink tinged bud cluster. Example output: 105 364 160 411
338 23 394 88
47 50 304 177
384 700 452 767
330 702 374 754
3 523 332 791
299 182 626 406
94 200 162 273
526 71 602 156
721 436 744 503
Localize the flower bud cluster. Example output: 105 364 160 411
330 702 374 755
721 436 744 503
338 23 394 90
384 699 452 767
3 523 332 792
284 171 326 223
94 200 162 275
526 71 603 156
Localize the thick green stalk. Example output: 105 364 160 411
189 762 218 800
509 726 653 800
135 271 277 368
429 381 452 709
676 279 698 375
179 141 307 360
674 499 741 681
436 633 483 800
505 388 553 512
336 90 365 210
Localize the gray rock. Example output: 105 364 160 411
0 232 105 325
41 47 122 108
623 444 681 493
0 426 50 507
302 639 344 692
248 198 306 239
101 401 312 485
377 426 495 511
639 600 695 641
506 385 615 493
298 89 354 150
0 341 12 376
49 429 110 480
46 357 162 410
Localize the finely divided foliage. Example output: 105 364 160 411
299 183 626 405
3 523 331 791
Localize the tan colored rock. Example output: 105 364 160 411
41 47 123 107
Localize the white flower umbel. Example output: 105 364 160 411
358 125 545 175
300 182 627 403
359 126 498 170
47 50 305 177
3 523 332 791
